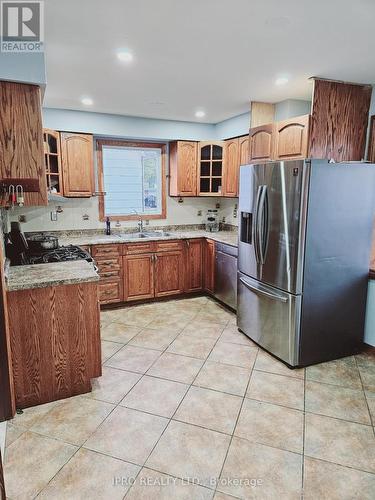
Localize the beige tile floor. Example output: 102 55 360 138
4 296 375 499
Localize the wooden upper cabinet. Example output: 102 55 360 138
43 129 63 196
249 124 274 162
223 138 239 197
198 141 225 196
0 81 47 206
238 136 250 165
309 79 372 161
273 114 310 161
169 141 197 196
60 133 94 197
154 249 185 297
185 239 203 292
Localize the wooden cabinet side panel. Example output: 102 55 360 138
310 80 372 161
155 250 185 297
169 141 179 196
0 82 47 206
61 133 94 196
274 114 310 160
249 124 274 162
185 239 203 292
204 240 215 292
123 254 154 301
8 282 100 409
223 138 239 197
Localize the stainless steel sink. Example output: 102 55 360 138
119 231 172 240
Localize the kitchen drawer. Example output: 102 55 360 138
92 244 121 258
123 242 154 255
155 240 184 252
98 281 123 304
96 257 121 273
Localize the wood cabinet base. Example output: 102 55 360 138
8 282 101 409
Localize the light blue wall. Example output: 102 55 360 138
365 280 375 346
215 112 250 139
43 108 217 142
0 52 46 87
274 99 311 121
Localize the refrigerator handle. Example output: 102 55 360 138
253 185 263 264
239 276 288 303
258 185 269 265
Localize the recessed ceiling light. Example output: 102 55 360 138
81 97 93 106
275 77 289 86
195 110 206 118
117 50 133 62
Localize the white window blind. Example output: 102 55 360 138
102 145 162 217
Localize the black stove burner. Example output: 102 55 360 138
28 245 92 265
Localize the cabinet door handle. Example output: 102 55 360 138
186 240 190 248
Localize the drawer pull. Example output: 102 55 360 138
100 271 119 278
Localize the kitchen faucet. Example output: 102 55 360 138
131 209 144 232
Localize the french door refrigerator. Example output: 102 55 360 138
237 159 375 367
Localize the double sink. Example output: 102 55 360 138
118 230 173 240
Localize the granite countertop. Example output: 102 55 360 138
58 230 239 248
6 260 99 292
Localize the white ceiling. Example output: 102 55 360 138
44 0 375 124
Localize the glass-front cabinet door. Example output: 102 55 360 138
43 129 63 196
198 141 225 196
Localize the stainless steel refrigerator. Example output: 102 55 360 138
237 159 375 367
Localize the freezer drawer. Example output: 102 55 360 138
237 273 301 366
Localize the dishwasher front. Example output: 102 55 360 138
214 242 238 310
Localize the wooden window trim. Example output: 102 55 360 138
368 115 375 163
96 139 167 222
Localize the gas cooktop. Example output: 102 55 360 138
28 245 92 265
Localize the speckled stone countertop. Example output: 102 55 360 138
6 260 99 292
58 230 238 248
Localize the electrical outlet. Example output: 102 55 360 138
197 210 202 216
215 203 220 209
82 214 89 221
18 215 26 223
50 211 57 222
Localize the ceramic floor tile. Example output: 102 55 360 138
360 368 375 392
146 420 230 488
182 321 225 340
219 325 258 347
4 431 77 499
355 350 375 372
254 350 305 379
306 356 362 389
167 334 216 359
126 467 214 500
246 370 304 410
147 352 204 384
208 341 258 369
194 360 251 397
365 391 375 423
10 399 62 429
234 398 304 453
87 366 141 404
5 422 26 448
174 386 242 434
105 345 161 373
101 322 141 343
194 311 231 325
115 307 156 327
38 448 140 500
31 396 114 446
129 327 180 350
218 437 302 499
148 316 192 330
305 413 375 473
84 406 168 465
305 380 371 424
303 457 375 500
213 492 237 500
100 309 123 323
101 340 124 363
121 375 189 418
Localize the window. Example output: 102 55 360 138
97 140 166 221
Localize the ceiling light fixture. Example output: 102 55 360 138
81 97 93 106
117 50 133 62
275 77 289 86
195 110 206 118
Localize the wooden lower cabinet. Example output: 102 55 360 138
154 250 185 297
185 239 203 292
123 254 154 301
8 282 101 409
204 239 215 292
